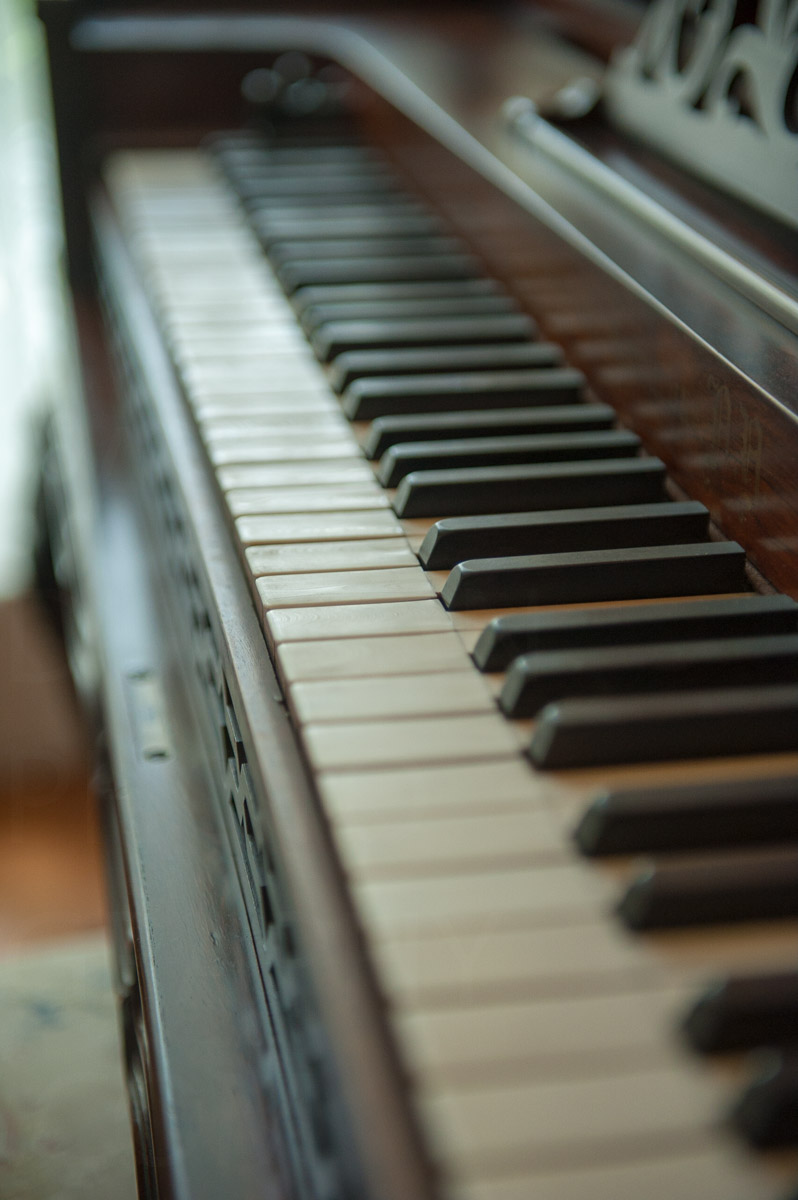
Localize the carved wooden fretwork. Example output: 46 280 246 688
604 0 798 229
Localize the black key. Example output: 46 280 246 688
278 253 480 294
218 131 363 150
365 403 614 460
268 235 463 265
249 194 426 213
216 145 381 168
330 342 563 391
313 313 535 361
292 279 502 316
234 173 400 199
343 368 584 420
501 629 797 718
302 294 518 334
529 684 798 769
422 500 709 572
224 161 394 182
254 213 445 246
252 203 429 227
617 849 798 930
473 593 798 672
233 173 402 202
213 131 372 151
222 156 387 177
731 1051 798 1147
683 970 798 1053
446 540 746 614
394 457 666 519
378 430 640 488
575 774 798 857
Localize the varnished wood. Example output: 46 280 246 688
0 774 106 953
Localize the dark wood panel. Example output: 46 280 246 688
358 94 798 600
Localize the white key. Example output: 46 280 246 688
267 599 451 642
332 807 564 881
238 510 405 547
290 670 494 724
304 713 520 775
195 396 339 418
228 486 388 517
211 439 358 466
220 464 375 491
371 921 657 1008
200 414 349 436
277 629 469 681
394 988 685 1086
183 362 321 391
247 539 418 579
354 861 609 939
421 1067 721 1174
258 567 436 610
454 1149 785 1200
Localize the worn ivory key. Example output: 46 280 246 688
277 630 471 683
289 669 495 724
219 461 376 489
236 510 405 546
200 412 350 439
392 986 685 1086
353 860 610 940
370 920 656 1009
267 599 453 643
227 485 389 517
420 1066 721 1175
246 539 418 578
454 1148 784 1200
315 758 541 823
331 807 564 880
210 437 358 466
257 567 436 610
302 707 521 773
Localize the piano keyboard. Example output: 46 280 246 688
103 136 798 1200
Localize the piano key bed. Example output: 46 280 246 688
100 132 798 1200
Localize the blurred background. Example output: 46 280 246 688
0 1 135 1194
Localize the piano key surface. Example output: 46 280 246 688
104 146 798 1200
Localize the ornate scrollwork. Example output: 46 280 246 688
604 0 798 227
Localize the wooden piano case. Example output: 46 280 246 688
35 3 798 1199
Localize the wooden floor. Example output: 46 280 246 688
0 771 107 955
0 771 138 1200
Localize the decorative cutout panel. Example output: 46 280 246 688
604 0 798 228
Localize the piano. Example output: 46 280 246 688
35 1 798 1197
